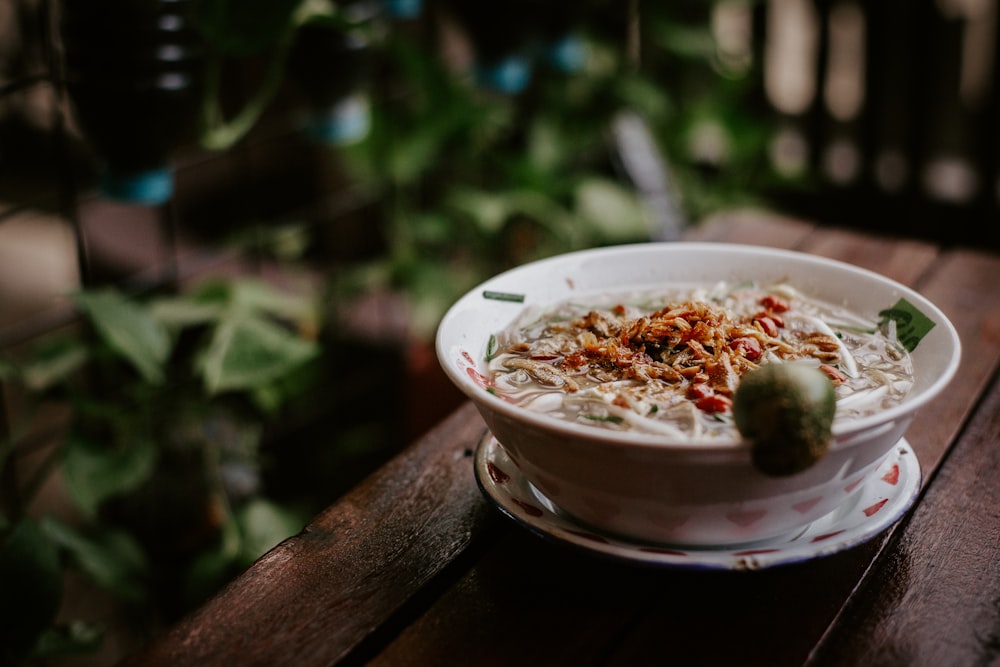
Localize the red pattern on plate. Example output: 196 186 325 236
793 497 823 514
862 498 889 516
844 477 865 493
476 434 920 569
511 497 544 517
882 463 900 485
726 509 767 527
639 547 689 556
487 461 510 485
811 529 847 542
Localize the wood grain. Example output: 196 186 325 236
124 403 492 667
806 373 1000 666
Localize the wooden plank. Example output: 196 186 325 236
370 514 887 667
806 372 1000 666
123 403 493 667
798 226 939 286
903 249 1000 469
685 208 817 247
368 527 664 667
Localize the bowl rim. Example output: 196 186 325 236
435 242 963 453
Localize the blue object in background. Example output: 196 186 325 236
99 167 174 206
382 0 422 19
302 94 371 145
541 33 587 73
475 54 533 95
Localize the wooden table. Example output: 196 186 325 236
124 211 1000 667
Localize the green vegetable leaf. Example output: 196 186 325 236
582 414 624 423
0 518 63 665
41 517 148 602
198 316 319 394
62 434 157 518
878 298 936 352
75 290 171 385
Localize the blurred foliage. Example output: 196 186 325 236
187 0 777 339
0 279 320 663
323 0 775 339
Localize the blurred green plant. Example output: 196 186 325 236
331 30 655 340
0 279 319 664
189 1 776 343
194 0 372 150
320 1 776 340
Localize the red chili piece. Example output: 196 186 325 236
729 336 763 361
696 394 733 413
760 295 790 312
754 316 779 337
819 364 849 385
686 383 712 401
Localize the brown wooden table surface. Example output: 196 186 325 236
123 211 1000 667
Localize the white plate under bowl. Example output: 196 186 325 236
474 433 921 570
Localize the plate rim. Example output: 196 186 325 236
474 433 921 570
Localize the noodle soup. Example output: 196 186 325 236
488 281 914 442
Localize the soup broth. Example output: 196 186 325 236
487 281 914 441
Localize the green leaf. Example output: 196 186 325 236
574 178 650 241
235 498 305 565
181 514 242 609
150 296 225 329
199 317 319 394
33 621 104 660
75 290 171 385
229 280 317 321
878 298 937 352
526 118 566 172
41 517 148 602
0 358 17 382
195 0 306 56
62 434 157 518
20 338 89 392
0 518 63 665
447 189 510 234
387 126 447 185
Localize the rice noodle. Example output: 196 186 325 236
488 281 914 441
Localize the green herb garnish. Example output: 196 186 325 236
483 290 525 303
878 298 936 352
581 414 624 423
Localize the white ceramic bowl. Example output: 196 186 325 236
435 243 961 546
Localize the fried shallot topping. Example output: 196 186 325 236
499 296 843 413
